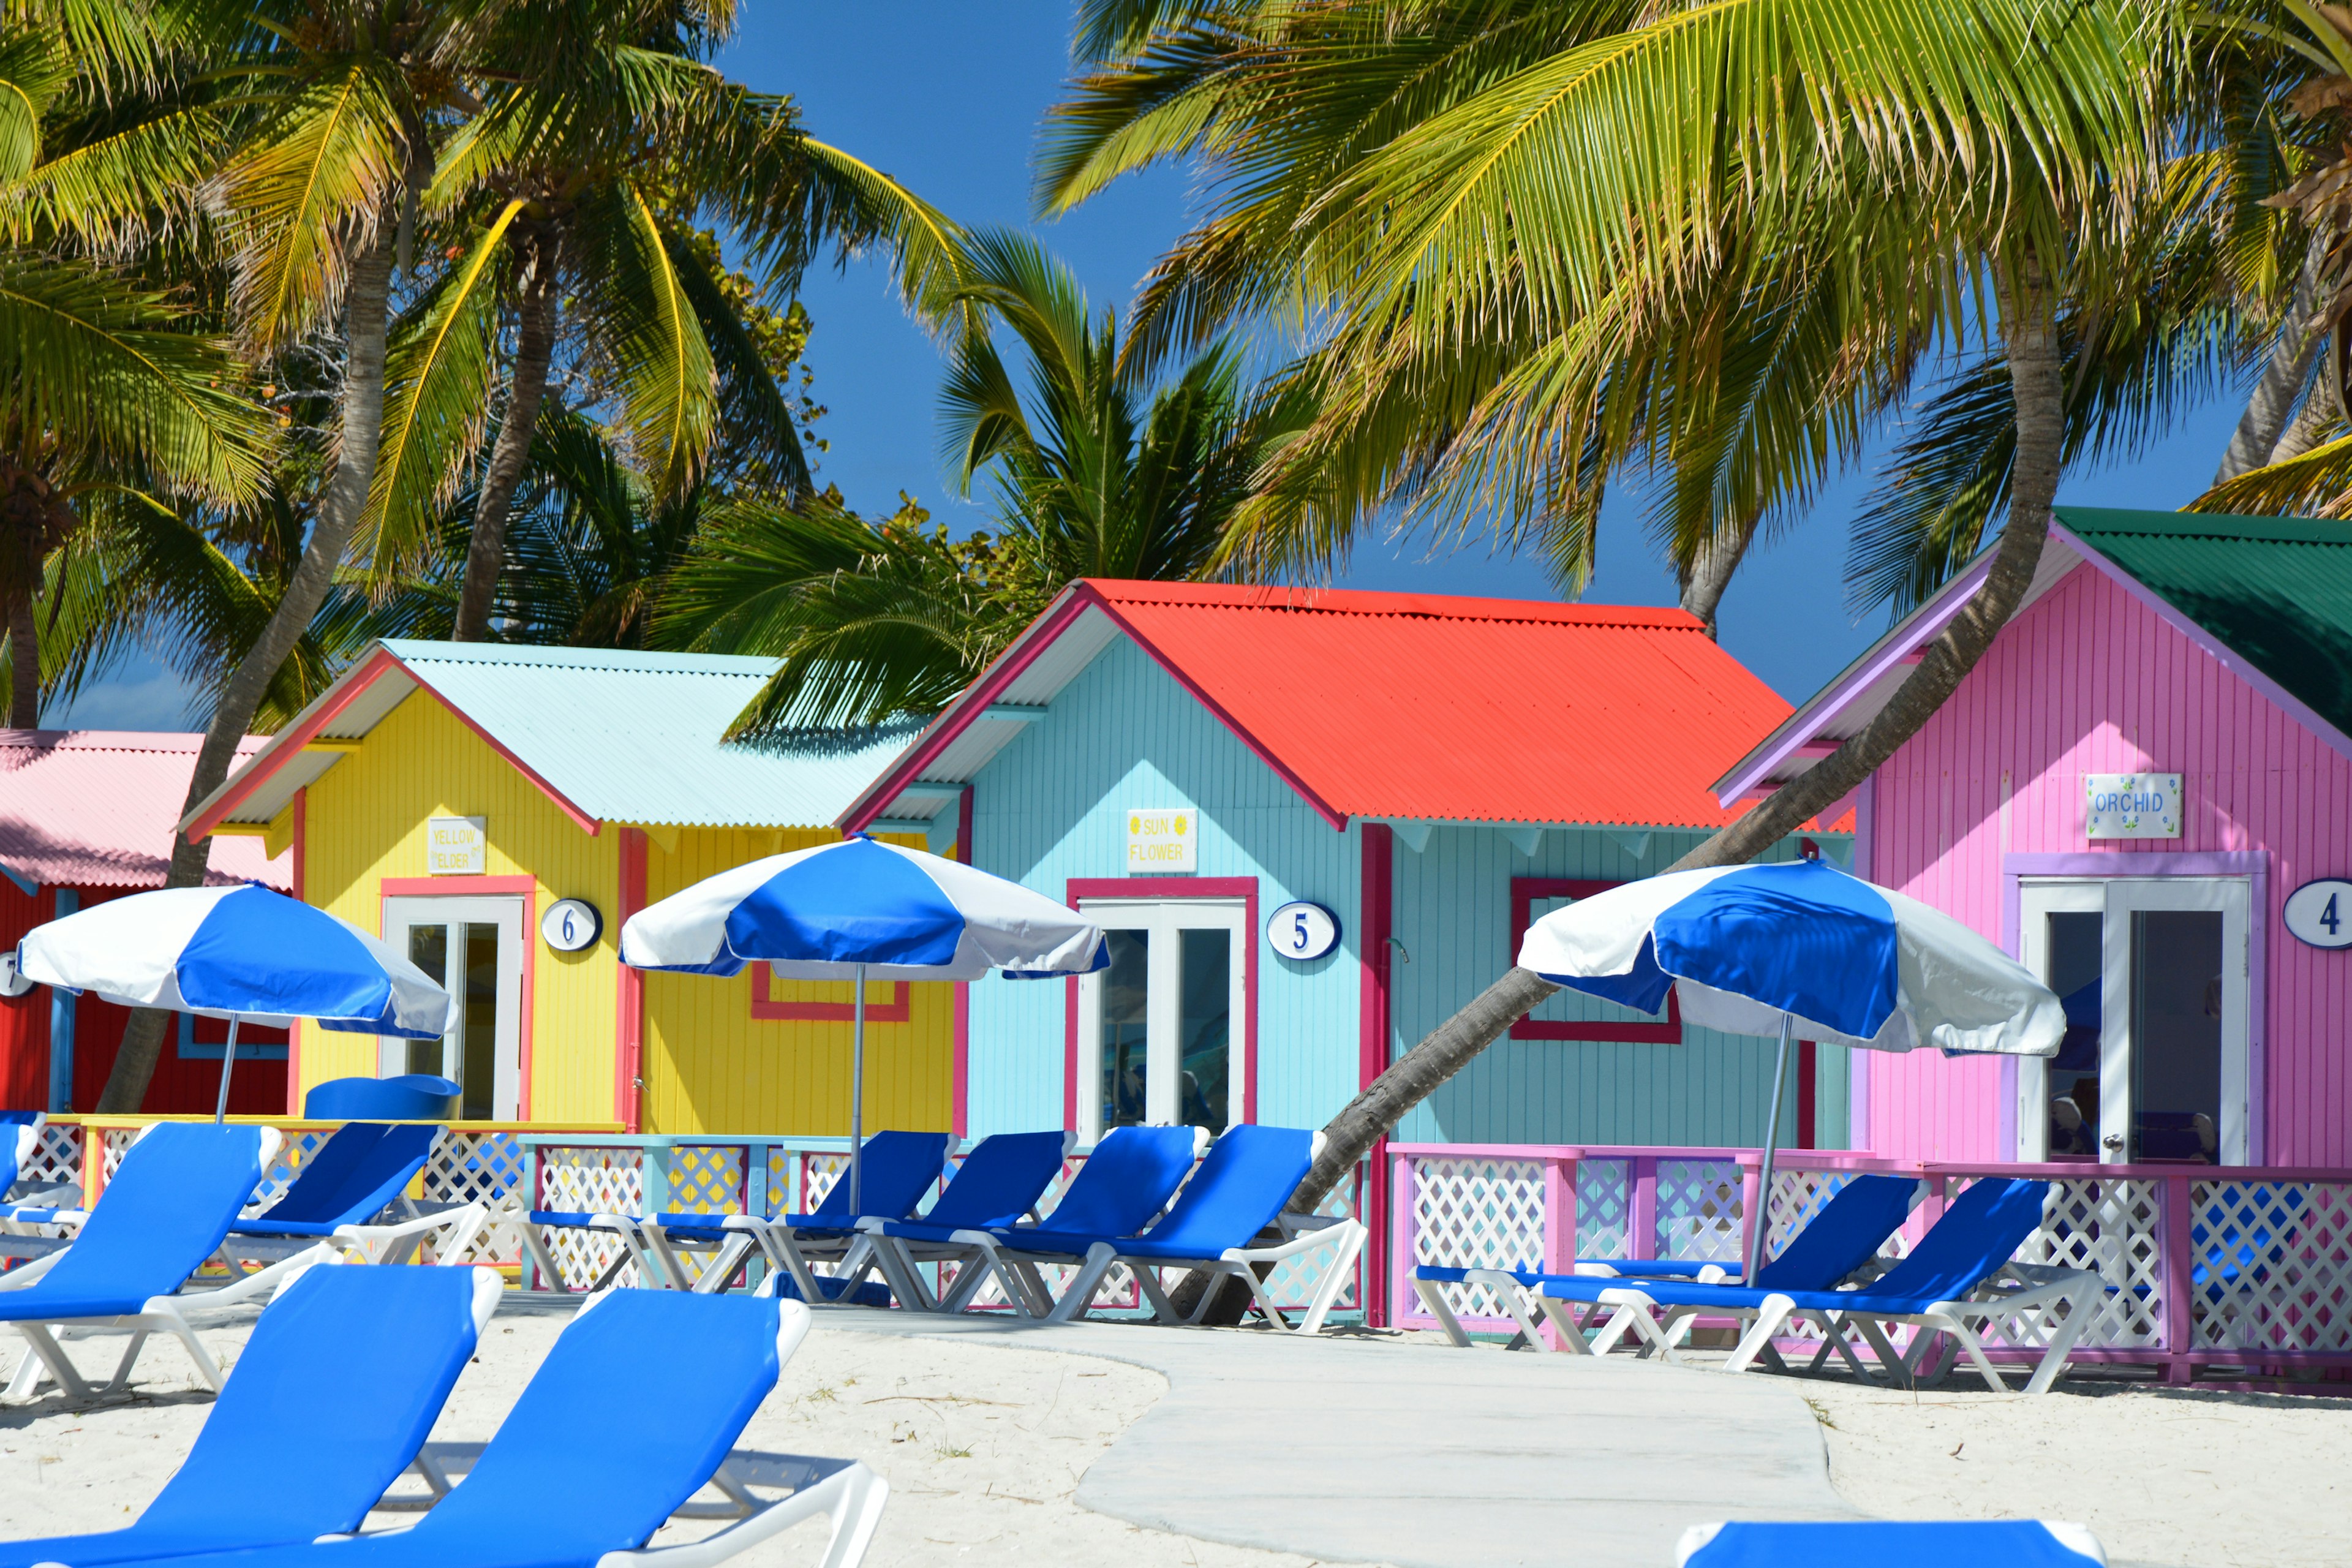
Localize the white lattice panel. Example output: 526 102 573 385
23 1124 80 1191
425 1133 529 1265
535 1146 644 1289
1576 1159 1630 1259
1965 1175 2159 1349
1409 1155 1548 1322
1656 1160 1743 1262
2192 1179 2352 1353
665 1145 747 1216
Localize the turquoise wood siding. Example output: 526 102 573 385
1389 826 1853 1148
964 638 1363 1140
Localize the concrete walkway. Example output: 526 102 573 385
824 1311 1860 1567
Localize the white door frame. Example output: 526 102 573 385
2016 875 2251 1164
380 894 527 1120
1074 896 1248 1144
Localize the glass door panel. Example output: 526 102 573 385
2016 876 2248 1165
1076 898 1247 1142
1099 930 1150 1131
382 897 526 1121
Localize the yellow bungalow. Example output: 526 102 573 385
180 641 953 1135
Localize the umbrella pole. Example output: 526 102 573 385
213 1015 240 1125
1747 1014 1793 1282
849 963 865 1218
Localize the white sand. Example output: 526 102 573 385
0 1303 1347 1568
1798 1374 2352 1568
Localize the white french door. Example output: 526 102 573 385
2016 876 2250 1164
380 895 526 1121
1075 897 1247 1143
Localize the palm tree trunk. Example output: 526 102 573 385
2269 381 2337 466
1256 257 2071 1279
453 241 560 642
1678 508 1762 638
2214 235 2329 486
7 587 37 728
96 236 399 1114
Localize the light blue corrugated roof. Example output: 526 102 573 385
377 641 920 829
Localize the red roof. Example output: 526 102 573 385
0 731 290 891
845 581 1799 831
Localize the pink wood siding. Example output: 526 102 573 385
1866 562 2352 1164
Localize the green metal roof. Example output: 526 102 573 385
2055 507 2352 740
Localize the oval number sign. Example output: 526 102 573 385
2285 879 2352 949
1266 900 1340 962
541 898 603 953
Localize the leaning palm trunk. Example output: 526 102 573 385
454 243 560 642
2214 235 2331 486
1251 258 2071 1314
96 239 399 1114
1678 507 1763 639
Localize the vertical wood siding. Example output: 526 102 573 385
1390 827 1848 1147
304 692 620 1123
639 828 951 1136
1867 562 2352 1163
963 638 1362 1140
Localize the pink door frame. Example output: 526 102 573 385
1062 876 1260 1132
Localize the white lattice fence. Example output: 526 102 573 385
1575 1159 1630 1259
534 1145 644 1289
23 1123 81 1192
1656 1159 1744 1263
1997 1175 2165 1349
1408 1155 1550 1324
424 1132 529 1265
2192 1178 2352 1353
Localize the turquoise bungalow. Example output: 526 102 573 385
839 581 1846 1310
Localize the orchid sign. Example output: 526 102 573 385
2082 773 2181 839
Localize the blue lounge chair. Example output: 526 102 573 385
992 1125 1367 1335
124 1289 889 1568
1412 1173 1922 1352
0 1123 324 1401
853 1130 1075 1311
1676 1519 2106 1566
578 1131 954 1302
899 1123 1205 1317
222 1122 486 1269
0 1264 500 1568
1529 1177 2100 1395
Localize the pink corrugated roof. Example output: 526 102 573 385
0 731 291 891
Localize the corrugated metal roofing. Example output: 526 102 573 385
851 581 1797 831
2059 508 2352 739
0 731 289 890
189 642 920 832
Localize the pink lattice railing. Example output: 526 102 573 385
1390 1142 2352 1382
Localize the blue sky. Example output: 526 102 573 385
53 3 2253 728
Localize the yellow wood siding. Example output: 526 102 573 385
301 691 620 1123
640 828 952 1135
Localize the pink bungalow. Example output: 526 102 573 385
1719 507 2352 1170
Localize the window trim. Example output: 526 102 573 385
1507 877 1683 1042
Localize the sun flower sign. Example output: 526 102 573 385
1127 808 1197 872
2083 773 2180 839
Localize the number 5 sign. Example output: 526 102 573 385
1266 900 1341 962
2285 880 2352 949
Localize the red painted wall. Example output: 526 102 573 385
1 884 285 1115
1866 562 2352 1164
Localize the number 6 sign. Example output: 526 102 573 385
540 897 603 953
2286 880 2352 949
1265 900 1340 962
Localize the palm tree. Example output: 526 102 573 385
367 13 974 642
662 231 1302 735
0 6 272 729
1048 0 2185 1223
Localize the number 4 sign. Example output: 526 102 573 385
2285 880 2352 949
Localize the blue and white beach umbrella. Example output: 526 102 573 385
621 835 1106 1211
1518 859 2063 1274
16 884 451 1121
